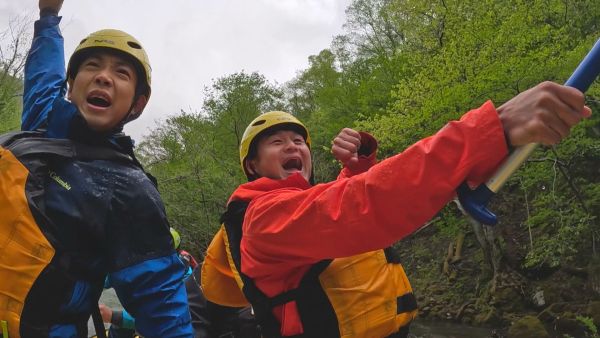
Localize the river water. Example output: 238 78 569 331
88 289 495 338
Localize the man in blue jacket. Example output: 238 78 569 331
4 0 193 337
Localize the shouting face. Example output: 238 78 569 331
68 51 146 132
247 130 312 182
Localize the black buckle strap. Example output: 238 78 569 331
91 305 107 338
397 293 417 314
268 288 299 307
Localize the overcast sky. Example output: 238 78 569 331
0 0 351 142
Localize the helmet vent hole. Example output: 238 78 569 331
252 120 266 126
79 38 87 45
127 41 142 49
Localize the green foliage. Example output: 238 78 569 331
437 205 466 238
356 0 600 250
0 17 30 133
139 0 600 269
511 108 600 269
0 73 22 133
576 315 598 336
137 72 285 255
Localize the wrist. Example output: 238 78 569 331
39 7 59 17
504 131 515 153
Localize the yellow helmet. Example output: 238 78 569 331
239 111 311 179
67 29 152 99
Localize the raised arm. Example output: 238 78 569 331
242 81 590 270
331 128 378 178
22 0 66 131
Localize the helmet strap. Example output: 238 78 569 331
116 93 146 129
108 98 136 132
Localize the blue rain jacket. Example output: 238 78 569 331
20 14 192 338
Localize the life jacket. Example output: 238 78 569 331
202 200 418 338
0 131 141 338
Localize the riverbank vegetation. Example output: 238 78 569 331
1 0 598 336
138 1 600 336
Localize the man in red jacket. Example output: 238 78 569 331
202 81 590 338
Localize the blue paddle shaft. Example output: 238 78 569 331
458 38 600 225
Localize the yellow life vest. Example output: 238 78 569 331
202 201 418 338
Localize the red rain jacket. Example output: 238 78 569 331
228 101 508 335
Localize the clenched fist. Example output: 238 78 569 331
498 81 591 146
39 0 63 15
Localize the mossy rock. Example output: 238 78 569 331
507 316 549 338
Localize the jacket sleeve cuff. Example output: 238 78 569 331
462 100 510 186
358 131 378 156
339 132 378 177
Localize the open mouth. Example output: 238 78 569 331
87 92 111 108
282 158 302 171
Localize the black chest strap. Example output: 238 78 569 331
221 201 336 338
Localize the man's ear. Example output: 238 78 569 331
132 95 148 115
67 79 73 100
126 95 148 121
245 159 257 176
